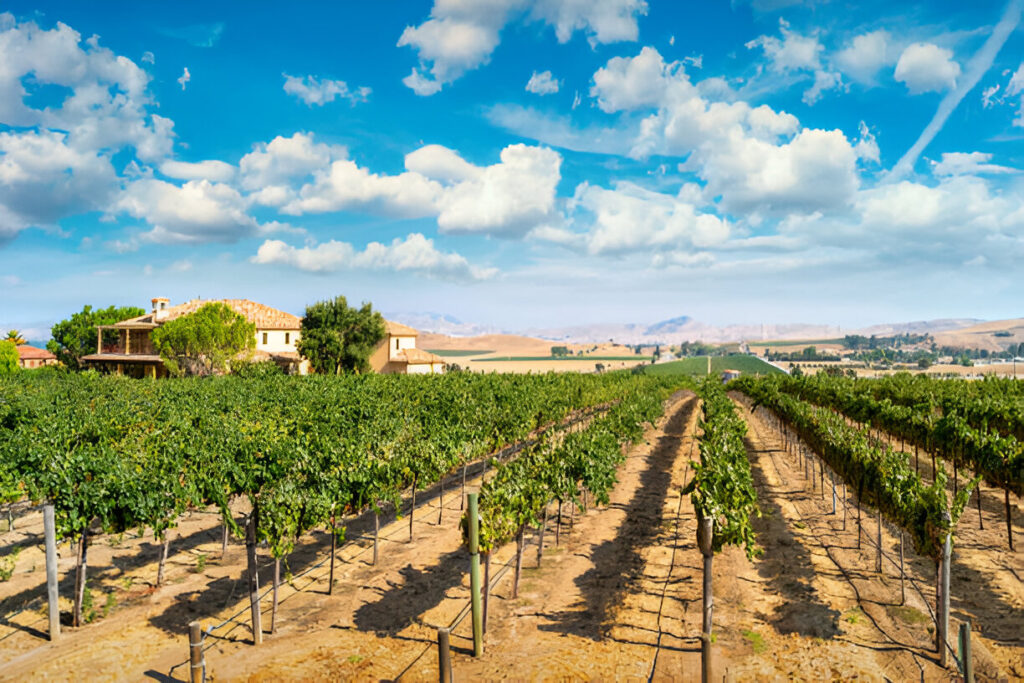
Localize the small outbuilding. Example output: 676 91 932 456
16 345 57 369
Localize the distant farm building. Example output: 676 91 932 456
721 369 742 382
81 297 308 377
16 345 56 369
369 321 446 374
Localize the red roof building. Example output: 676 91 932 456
16 345 57 369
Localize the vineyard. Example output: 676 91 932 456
0 370 1021 680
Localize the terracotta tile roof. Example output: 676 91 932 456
395 348 444 365
117 299 301 330
16 345 55 360
386 320 419 337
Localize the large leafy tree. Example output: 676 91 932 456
151 302 256 376
298 296 386 374
47 304 146 369
0 340 19 375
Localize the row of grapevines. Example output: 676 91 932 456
845 373 1024 442
0 371 645 557
470 376 684 552
683 378 759 558
734 376 972 559
764 374 1024 497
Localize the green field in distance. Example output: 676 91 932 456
473 355 653 362
644 355 785 376
425 349 495 357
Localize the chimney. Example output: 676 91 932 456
152 297 170 321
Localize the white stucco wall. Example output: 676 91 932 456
256 329 300 353
407 361 445 375
388 335 417 362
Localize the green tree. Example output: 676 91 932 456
0 340 19 375
298 296 386 374
151 303 256 376
4 330 26 345
47 305 146 369
550 345 569 357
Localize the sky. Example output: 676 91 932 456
1 0 1023 341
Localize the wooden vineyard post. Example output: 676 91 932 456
857 498 862 550
438 476 445 525
189 620 204 683
697 513 714 683
536 505 548 567
328 512 337 595
483 552 491 634
555 499 562 547
831 471 836 515
513 529 524 599
271 557 280 634
43 504 60 641
899 531 906 606
975 478 983 530
73 528 89 628
842 483 847 531
959 619 974 683
157 532 172 587
410 475 417 543
461 464 467 511
1006 490 1014 551
373 510 380 566
246 509 262 645
938 512 952 668
467 493 483 657
875 508 882 574
222 523 229 556
437 627 453 683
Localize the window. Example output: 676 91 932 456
285 332 290 345
395 338 399 350
262 332 268 345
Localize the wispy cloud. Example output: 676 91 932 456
159 22 225 48
888 0 1023 180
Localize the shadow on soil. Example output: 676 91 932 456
745 435 841 639
538 393 696 641
353 547 468 635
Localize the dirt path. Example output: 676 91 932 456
732 396 1024 681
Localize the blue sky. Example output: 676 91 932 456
1 0 1023 340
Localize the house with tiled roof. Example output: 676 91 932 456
81 297 307 377
368 320 446 374
15 345 56 369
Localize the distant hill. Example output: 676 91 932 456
932 318 1024 352
390 312 1010 349
385 311 503 337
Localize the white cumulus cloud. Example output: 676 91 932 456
398 0 647 95
159 159 236 182
239 132 348 199
282 74 371 106
746 19 822 72
931 152 1018 176
114 178 261 244
834 30 893 84
894 42 960 94
0 129 118 243
252 233 497 282
526 70 560 95
177 67 191 90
